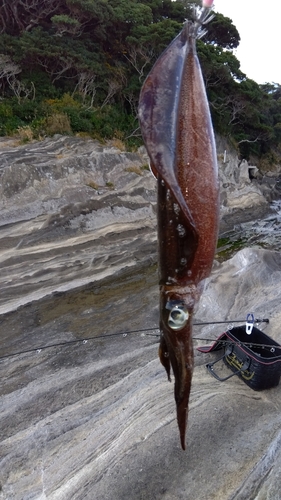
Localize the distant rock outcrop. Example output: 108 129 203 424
216 140 267 211
216 136 281 214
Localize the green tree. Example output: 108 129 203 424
204 12 240 49
0 0 280 158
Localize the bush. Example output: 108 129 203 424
45 93 80 111
0 99 48 135
17 125 34 142
44 113 72 135
0 103 25 135
91 105 138 141
63 107 93 133
0 92 140 146
11 99 46 122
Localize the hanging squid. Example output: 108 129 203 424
138 1 219 450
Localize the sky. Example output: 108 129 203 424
213 0 281 85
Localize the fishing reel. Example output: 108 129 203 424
166 300 189 331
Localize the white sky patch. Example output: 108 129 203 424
213 0 280 85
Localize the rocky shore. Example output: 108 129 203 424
1 135 281 500
0 135 158 316
0 134 277 315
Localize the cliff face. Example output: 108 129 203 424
0 134 275 226
1 136 281 499
0 133 273 317
0 136 157 316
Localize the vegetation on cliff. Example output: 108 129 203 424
0 0 281 159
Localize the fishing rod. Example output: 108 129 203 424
145 318 269 332
194 318 269 326
0 327 159 361
0 318 270 361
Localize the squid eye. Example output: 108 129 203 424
168 306 189 330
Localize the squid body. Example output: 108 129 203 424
138 16 219 449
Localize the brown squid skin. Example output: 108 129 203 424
157 175 205 450
138 21 219 449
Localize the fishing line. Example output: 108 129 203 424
192 338 281 352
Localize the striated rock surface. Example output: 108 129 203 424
2 245 281 500
0 135 157 315
1 136 281 499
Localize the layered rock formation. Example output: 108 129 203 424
1 136 281 500
0 135 157 316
